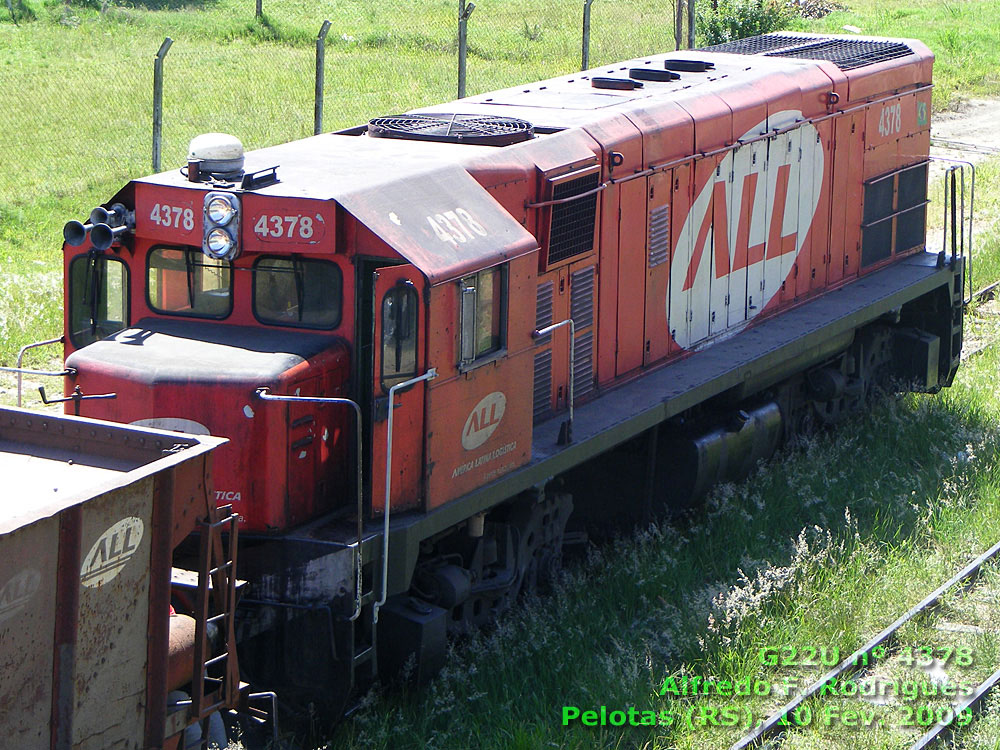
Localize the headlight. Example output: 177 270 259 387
203 191 241 260
205 228 236 258
206 195 237 225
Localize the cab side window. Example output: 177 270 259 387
459 265 505 368
68 253 128 347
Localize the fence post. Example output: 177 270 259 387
255 0 262 19
152 37 173 174
687 0 695 49
457 0 475 98
315 20 331 135
581 0 594 71
675 0 683 49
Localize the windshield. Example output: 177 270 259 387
147 247 232 318
253 256 342 329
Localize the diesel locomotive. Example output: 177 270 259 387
50 31 964 715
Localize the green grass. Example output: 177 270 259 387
1 0 999 367
329 346 1000 750
793 0 1000 113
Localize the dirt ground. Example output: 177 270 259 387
926 98 1000 264
931 98 1000 160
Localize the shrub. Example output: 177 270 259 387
696 0 793 47
3 0 37 23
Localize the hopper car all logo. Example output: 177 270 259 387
80 517 145 588
0 569 42 625
669 111 824 349
462 391 507 451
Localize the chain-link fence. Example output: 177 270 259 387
0 1 701 212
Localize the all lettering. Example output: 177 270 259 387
668 113 825 350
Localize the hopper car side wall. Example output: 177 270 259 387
0 409 226 749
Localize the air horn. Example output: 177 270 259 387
63 204 132 248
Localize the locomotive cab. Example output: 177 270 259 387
59 131 542 534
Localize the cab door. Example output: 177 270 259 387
371 264 426 514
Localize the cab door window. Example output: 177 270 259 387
68 252 128 347
380 282 418 391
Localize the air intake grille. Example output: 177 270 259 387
548 172 600 265
533 349 552 420
648 205 670 267
535 281 554 344
573 330 595 401
570 266 595 329
765 39 914 71
367 113 534 146
701 34 821 55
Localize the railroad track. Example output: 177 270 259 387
962 280 1000 360
730 539 1000 750
725 282 1000 750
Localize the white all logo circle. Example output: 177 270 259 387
80 517 145 588
462 391 506 450
668 111 825 349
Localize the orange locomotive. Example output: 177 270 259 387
56 32 962 712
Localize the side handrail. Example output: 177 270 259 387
534 319 576 445
0 335 70 407
929 156 976 304
373 368 438 624
254 389 366 621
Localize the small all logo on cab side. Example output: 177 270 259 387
462 392 506 450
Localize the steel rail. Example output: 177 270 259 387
909 667 1000 750
971 279 1000 303
730 537 1000 750
931 138 1000 156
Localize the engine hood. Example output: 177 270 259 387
65 317 342 386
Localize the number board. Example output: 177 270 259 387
242 196 332 253
135 185 201 244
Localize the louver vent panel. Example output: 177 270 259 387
765 39 914 71
701 34 821 55
570 267 595 329
648 205 670 267
573 331 595 401
535 281 554 344
548 172 600 265
533 349 552 420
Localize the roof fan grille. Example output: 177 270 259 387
701 34 822 55
764 39 915 70
367 113 534 146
